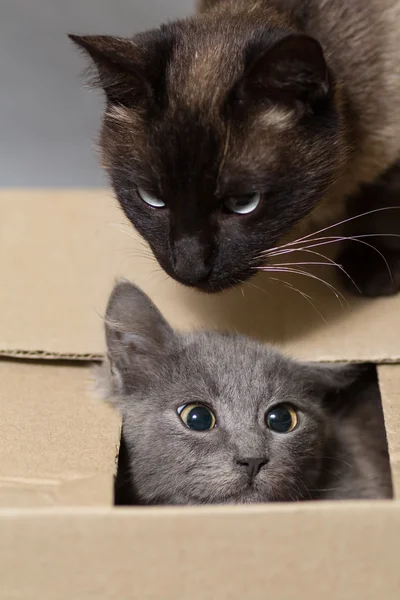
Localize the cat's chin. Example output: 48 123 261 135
186 481 280 505
171 271 256 294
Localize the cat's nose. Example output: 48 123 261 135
172 236 213 284
236 457 268 478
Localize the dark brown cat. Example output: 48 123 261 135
70 0 400 295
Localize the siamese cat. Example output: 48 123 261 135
70 0 400 295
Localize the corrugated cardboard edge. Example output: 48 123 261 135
1 503 400 600
0 349 102 361
0 474 115 507
3 349 400 364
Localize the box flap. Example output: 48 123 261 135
0 360 120 506
2 189 400 362
1 503 400 599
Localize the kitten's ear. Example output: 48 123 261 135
104 280 175 389
68 32 171 108
301 362 374 395
237 34 330 110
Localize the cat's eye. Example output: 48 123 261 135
137 188 165 208
178 404 216 431
224 192 261 215
265 404 298 433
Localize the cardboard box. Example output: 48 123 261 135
1 189 400 598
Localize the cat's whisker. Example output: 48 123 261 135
273 472 312 501
144 270 171 286
268 235 375 258
121 245 155 258
260 206 400 258
113 223 145 242
299 480 313 501
238 278 271 296
258 266 347 307
263 267 346 308
232 278 246 297
123 252 156 263
267 277 327 323
308 487 342 493
262 233 394 285
309 455 355 470
267 257 360 293
285 235 393 283
276 260 337 267
274 247 361 293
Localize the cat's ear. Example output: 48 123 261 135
301 362 374 395
104 280 176 389
68 32 171 108
236 34 330 110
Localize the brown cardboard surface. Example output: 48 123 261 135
2 189 400 362
0 360 120 506
2 189 400 597
1 503 400 599
378 365 400 497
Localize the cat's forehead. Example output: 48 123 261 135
176 332 299 398
166 27 241 111
102 20 300 195
164 8 291 107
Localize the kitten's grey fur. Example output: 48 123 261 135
100 281 392 505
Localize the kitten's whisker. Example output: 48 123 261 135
309 455 354 470
299 479 313 501
274 472 311 501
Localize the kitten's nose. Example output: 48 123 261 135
172 236 213 284
236 457 268 478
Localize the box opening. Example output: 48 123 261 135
114 364 393 506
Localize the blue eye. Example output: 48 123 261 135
137 188 165 208
178 404 216 431
224 192 261 215
266 404 298 433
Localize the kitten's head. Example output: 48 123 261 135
101 280 362 505
70 6 348 292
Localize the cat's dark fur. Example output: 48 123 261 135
70 0 400 295
99 280 392 505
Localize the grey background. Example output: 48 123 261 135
0 0 193 187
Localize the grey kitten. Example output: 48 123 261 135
100 281 392 505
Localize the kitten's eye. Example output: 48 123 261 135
224 192 261 215
178 404 216 431
137 188 165 208
265 404 298 433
